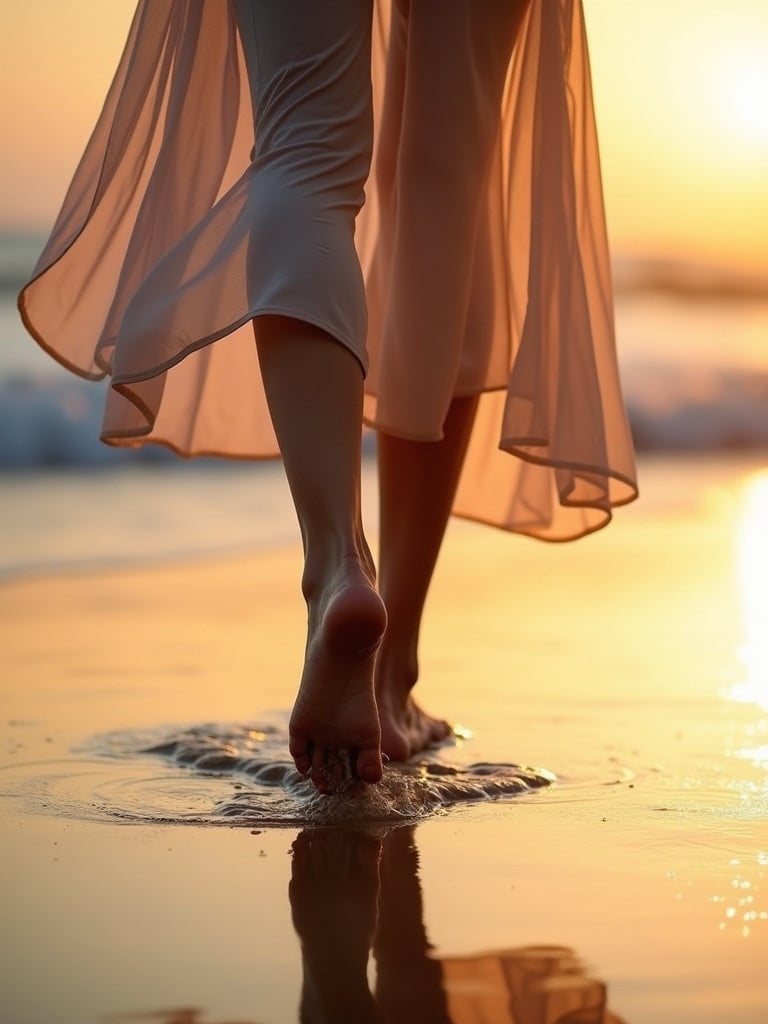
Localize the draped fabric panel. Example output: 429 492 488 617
19 0 637 540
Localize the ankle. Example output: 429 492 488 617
375 647 419 700
301 546 375 608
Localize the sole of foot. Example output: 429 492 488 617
290 578 387 793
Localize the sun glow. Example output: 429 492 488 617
1 1 766 271
586 0 768 270
729 472 768 711
719 52 768 149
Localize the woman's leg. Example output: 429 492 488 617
257 319 386 792
234 0 382 790
376 396 478 761
374 0 528 761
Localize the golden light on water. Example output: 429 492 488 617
713 855 768 939
729 471 768 711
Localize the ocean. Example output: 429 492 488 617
2 229 768 576
3 231 768 467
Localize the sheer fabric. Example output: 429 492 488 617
19 0 637 540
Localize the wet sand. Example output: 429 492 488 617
2 456 768 1023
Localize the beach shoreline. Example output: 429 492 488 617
2 455 767 1022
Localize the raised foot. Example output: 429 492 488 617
378 695 453 764
290 571 387 793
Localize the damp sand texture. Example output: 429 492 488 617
1 457 768 1023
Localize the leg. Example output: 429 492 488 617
373 1 528 760
234 0 381 790
376 395 478 761
257 319 386 791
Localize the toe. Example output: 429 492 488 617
324 749 344 792
355 746 383 785
311 744 329 792
430 718 452 744
289 734 312 778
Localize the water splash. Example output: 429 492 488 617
66 719 554 826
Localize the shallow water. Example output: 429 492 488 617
2 456 768 1023
3 697 766 1024
5 718 558 827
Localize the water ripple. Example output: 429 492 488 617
5 719 556 827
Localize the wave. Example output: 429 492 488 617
0 375 381 468
624 366 768 452
0 376 175 467
1 370 767 468
3 229 768 464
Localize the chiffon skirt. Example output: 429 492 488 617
19 0 638 541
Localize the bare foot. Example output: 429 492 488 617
289 560 387 793
377 691 452 764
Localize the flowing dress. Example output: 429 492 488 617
18 0 638 541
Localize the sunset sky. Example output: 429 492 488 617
1 0 767 272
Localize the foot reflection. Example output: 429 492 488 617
290 825 628 1024
105 827 627 1024
290 828 382 1022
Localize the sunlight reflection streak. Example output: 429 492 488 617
729 472 768 712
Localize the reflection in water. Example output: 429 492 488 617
289 826 626 1024
729 470 768 712
722 471 768 835
105 827 627 1024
